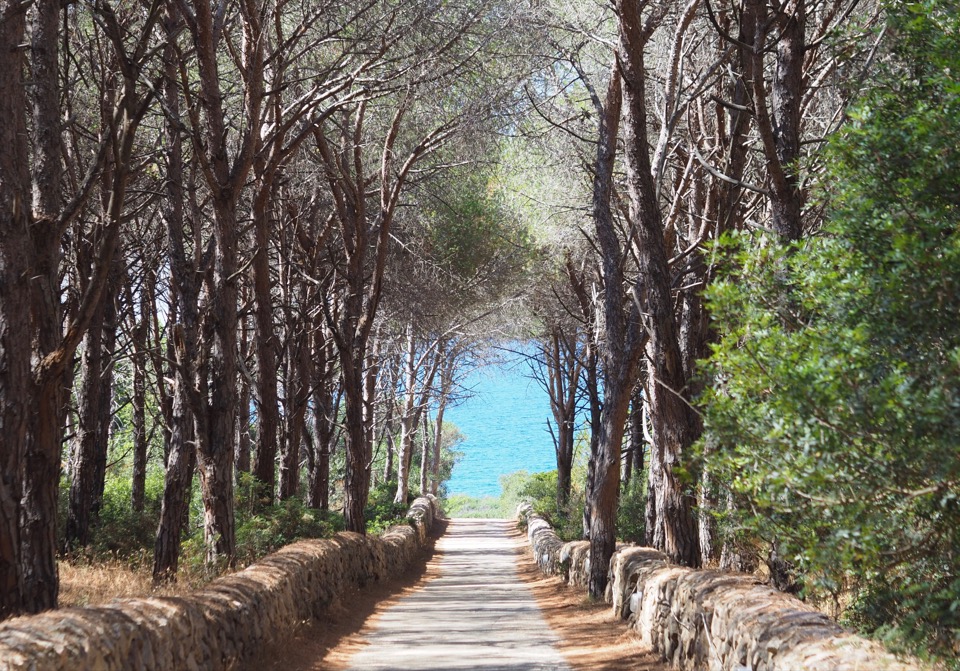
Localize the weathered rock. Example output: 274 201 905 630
0 495 439 671
516 505 924 671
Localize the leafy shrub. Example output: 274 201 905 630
702 2 960 662
234 498 343 563
364 480 410 534
616 477 646 544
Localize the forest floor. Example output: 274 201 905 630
249 518 667 671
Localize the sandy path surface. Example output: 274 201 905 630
344 518 571 670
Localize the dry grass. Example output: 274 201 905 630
58 559 205 608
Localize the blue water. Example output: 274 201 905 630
443 349 557 497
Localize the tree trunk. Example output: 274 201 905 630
20 0 65 614
153 381 196 582
0 0 32 617
618 0 701 569
586 66 639 599
236 313 252 478
418 419 429 496
394 322 417 503
251 183 279 500
341 356 369 532
307 335 336 511
131 283 150 513
65 269 119 550
154 15 198 580
280 330 311 500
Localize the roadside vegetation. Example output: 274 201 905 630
1 0 958 666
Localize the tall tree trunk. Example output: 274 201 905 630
153 379 196 582
154 16 198 580
429 352 455 496
131 280 150 513
199 194 240 562
65 267 119 550
418 419 429 496
586 66 639 599
20 0 65 613
0 0 32 617
251 183 279 500
307 335 336 510
280 330 311 500
341 355 369 532
618 0 701 569
745 0 806 242
394 322 417 503
180 0 264 563
236 314 252 478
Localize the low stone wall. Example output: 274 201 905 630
0 495 438 671
517 505 921 671
518 503 564 576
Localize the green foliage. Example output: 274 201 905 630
516 470 583 541
364 480 411 535
616 477 646 545
423 165 533 284
442 494 506 518
703 2 960 662
233 498 343 564
66 466 166 563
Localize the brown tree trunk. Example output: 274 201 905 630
153 381 196 583
341 356 369 532
744 0 806 242
20 0 66 614
418 419 429 496
131 280 150 513
154 15 198 580
543 327 579 512
251 182 279 500
236 314 252 478
617 0 701 570
307 334 337 510
394 322 417 503
0 0 32 617
586 67 639 599
280 329 311 500
429 352 455 495
65 266 120 550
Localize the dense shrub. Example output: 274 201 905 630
703 2 960 662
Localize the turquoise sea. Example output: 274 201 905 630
442 349 557 497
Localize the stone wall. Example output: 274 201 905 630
0 495 438 671
518 505 922 671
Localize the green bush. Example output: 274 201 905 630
234 498 343 564
616 477 645 544
364 480 410 534
702 2 960 662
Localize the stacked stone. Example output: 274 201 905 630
517 503 565 575
518 508 924 671
558 541 589 587
0 495 438 671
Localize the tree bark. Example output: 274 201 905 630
65 264 120 550
617 0 701 570
20 0 66 613
251 181 279 500
307 333 337 510
0 0 32 617
586 66 639 599
131 279 151 513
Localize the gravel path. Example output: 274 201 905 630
345 518 572 671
